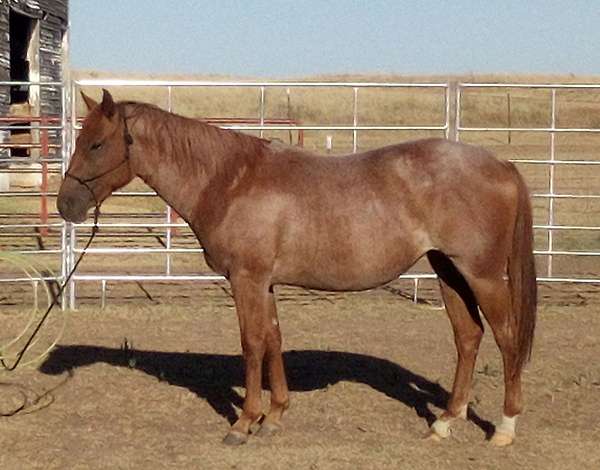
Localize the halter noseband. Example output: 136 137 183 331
65 110 134 209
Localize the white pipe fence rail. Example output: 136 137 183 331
456 82 600 284
0 79 598 309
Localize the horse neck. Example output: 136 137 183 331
124 103 264 225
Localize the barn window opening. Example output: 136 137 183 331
9 9 36 104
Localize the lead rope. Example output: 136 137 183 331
0 206 100 372
1 109 132 372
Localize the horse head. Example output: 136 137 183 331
57 89 134 223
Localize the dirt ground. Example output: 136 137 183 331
0 282 599 470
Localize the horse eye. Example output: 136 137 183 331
90 142 103 151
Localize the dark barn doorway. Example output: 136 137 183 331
9 8 37 104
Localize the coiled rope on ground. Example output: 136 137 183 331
0 251 67 369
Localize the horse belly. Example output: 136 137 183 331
275 226 426 291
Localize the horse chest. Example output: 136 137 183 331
192 228 232 277
202 249 229 277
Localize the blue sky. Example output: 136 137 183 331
70 1 600 77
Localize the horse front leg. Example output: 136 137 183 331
223 271 271 445
256 291 290 437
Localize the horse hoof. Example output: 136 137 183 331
429 419 452 439
256 421 283 438
423 430 443 442
222 430 248 446
490 431 514 447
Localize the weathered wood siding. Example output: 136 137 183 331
39 0 68 116
0 0 68 116
0 2 11 115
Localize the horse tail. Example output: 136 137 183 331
506 162 537 375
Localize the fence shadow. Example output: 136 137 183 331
39 345 493 437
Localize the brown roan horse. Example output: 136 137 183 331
57 89 537 447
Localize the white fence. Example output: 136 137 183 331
0 81 67 302
456 83 600 285
0 79 599 308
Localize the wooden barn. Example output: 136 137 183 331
0 0 68 116
0 0 68 187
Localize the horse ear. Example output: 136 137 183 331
80 91 98 111
100 88 116 118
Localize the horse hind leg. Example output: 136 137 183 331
426 251 484 441
465 275 523 446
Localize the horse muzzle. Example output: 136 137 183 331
57 180 94 223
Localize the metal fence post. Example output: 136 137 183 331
68 79 78 310
548 89 556 278
60 81 70 310
352 87 358 152
259 86 265 139
40 117 49 237
446 81 459 141
166 86 173 275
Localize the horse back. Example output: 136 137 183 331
203 138 520 289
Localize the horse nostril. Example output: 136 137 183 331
57 194 79 220
57 196 70 219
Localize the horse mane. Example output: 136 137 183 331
119 101 269 177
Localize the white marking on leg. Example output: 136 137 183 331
431 418 452 438
430 405 467 438
496 414 517 437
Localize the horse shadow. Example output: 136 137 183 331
39 346 494 437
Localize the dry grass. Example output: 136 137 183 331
0 285 599 469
